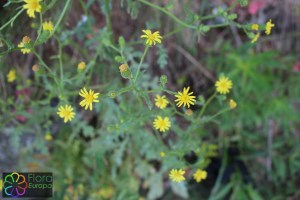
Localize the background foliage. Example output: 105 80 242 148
1 0 300 199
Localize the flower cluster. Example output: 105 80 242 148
250 19 275 43
169 169 207 183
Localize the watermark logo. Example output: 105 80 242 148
2 172 52 198
3 172 28 197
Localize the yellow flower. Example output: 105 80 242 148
23 0 42 18
229 99 237 109
79 87 100 110
7 69 16 82
99 186 114 199
193 169 207 183
251 24 259 31
251 33 260 43
18 36 31 54
153 116 171 133
141 30 162 46
57 105 75 123
78 61 86 70
45 132 52 141
169 169 185 182
43 21 54 32
215 76 233 94
160 151 166 157
174 87 196 108
155 95 169 109
265 19 275 35
0 179 3 191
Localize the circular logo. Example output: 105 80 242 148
3 172 28 197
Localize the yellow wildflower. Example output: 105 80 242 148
153 116 171 133
78 61 86 70
169 169 185 182
251 24 259 31
160 152 166 157
215 76 233 94
45 132 52 141
251 33 260 43
229 99 237 109
141 30 162 46
155 95 169 109
23 0 42 18
193 169 207 183
0 179 3 191
57 105 75 123
99 186 114 199
43 21 54 32
7 69 16 82
174 87 196 108
18 36 31 54
79 87 100 110
265 19 275 35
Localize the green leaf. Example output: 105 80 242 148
147 173 163 199
157 45 168 69
170 182 189 199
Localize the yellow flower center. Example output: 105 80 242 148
148 34 155 41
29 0 39 9
86 94 95 103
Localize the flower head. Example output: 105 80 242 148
229 99 237 109
251 24 259 31
153 116 171 132
43 21 54 32
215 76 233 94
155 95 169 109
169 169 185 182
78 61 86 70
185 109 193 116
119 64 129 72
79 87 100 110
141 30 162 46
174 87 196 108
7 69 16 82
251 33 260 43
160 152 166 157
57 105 75 123
45 132 52 141
265 19 275 35
23 0 42 18
193 169 207 183
32 64 39 72
18 36 31 54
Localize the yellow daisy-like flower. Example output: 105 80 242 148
43 21 54 32
169 169 185 183
78 61 86 70
174 87 196 108
79 87 100 110
18 36 31 54
193 169 207 183
155 95 169 109
23 0 42 18
251 24 259 31
141 30 162 46
7 69 16 82
57 105 75 123
153 116 171 133
44 132 52 141
160 151 166 157
251 33 260 43
215 76 233 94
265 19 275 35
229 99 237 109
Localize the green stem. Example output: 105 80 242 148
197 92 217 120
0 8 24 31
134 46 149 82
50 0 72 37
104 0 114 43
138 0 197 29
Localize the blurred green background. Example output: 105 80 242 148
1 0 300 199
